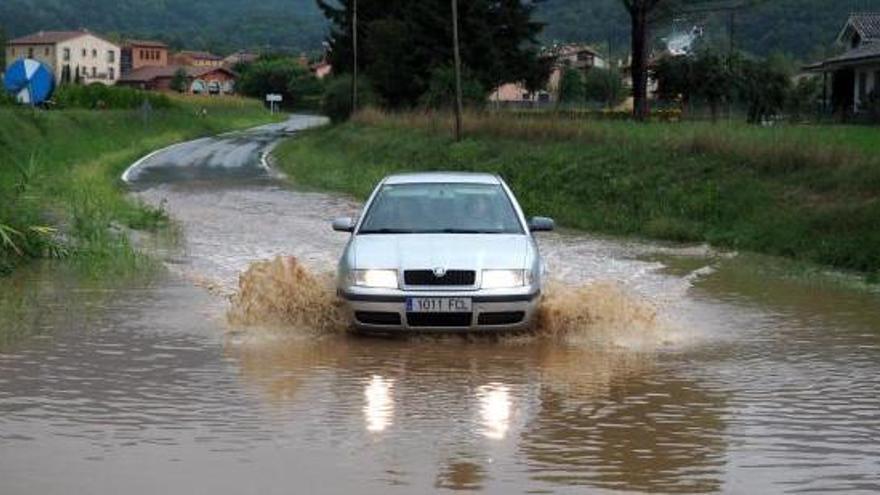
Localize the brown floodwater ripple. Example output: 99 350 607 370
1 116 879 494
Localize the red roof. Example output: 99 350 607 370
176 50 224 61
124 39 168 49
8 30 113 46
119 65 237 83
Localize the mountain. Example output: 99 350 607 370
0 0 327 54
1 0 876 59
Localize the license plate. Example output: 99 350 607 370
406 297 472 313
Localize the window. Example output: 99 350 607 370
874 71 880 96
107 50 115 63
28 48 34 58
82 48 87 57
63 48 70 61
359 183 524 235
92 67 97 77
92 49 97 58
109 67 115 79
44 47 50 56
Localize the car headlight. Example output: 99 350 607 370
353 269 399 289
481 269 530 289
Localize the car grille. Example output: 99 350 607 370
406 312 473 327
404 270 476 286
355 311 402 326
478 311 526 326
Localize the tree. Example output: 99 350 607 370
691 48 735 122
556 68 584 106
654 55 694 111
620 0 661 121
787 75 822 122
0 25 5 69
322 74 376 122
170 68 188 93
737 56 791 124
419 66 486 110
620 0 748 120
237 57 321 107
317 0 548 107
583 67 626 108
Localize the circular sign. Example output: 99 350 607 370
3 58 56 105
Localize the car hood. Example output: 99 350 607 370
349 234 531 271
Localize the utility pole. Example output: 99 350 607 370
451 0 464 142
352 0 359 114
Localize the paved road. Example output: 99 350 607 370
122 114 329 185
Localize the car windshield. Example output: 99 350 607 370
358 182 524 234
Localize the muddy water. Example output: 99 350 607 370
2 116 880 494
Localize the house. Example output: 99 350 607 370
5 30 121 85
312 60 332 79
806 13 880 114
121 39 168 75
172 50 224 68
545 44 608 98
117 65 237 95
488 83 550 106
223 51 259 67
488 43 606 105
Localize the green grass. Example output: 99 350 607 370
273 109 880 278
0 97 281 276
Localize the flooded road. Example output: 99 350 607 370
2 115 879 494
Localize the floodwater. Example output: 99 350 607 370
2 115 879 494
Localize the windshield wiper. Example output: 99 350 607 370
358 228 416 234
435 228 505 234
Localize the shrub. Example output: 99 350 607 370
787 76 822 122
170 68 188 93
237 57 322 109
557 67 584 105
322 75 377 123
54 84 173 110
583 67 625 108
418 66 486 110
737 57 791 124
862 90 880 124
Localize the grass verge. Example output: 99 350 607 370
273 109 880 278
0 96 281 276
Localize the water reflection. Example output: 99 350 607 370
476 384 512 440
434 460 486 491
364 375 394 432
521 373 728 493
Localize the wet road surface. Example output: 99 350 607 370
1 115 879 494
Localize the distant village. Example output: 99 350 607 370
4 11 880 115
3 28 617 105
2 29 332 96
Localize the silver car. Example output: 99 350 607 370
333 172 554 333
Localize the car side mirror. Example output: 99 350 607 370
332 217 355 233
528 216 555 232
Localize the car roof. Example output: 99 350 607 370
382 172 500 185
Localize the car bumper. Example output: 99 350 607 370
338 288 541 332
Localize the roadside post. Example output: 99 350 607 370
266 93 283 114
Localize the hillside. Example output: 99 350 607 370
1 0 876 59
0 0 326 54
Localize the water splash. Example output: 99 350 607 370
227 256 670 349
227 256 347 332
534 280 667 349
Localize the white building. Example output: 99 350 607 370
5 30 121 85
807 13 880 114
